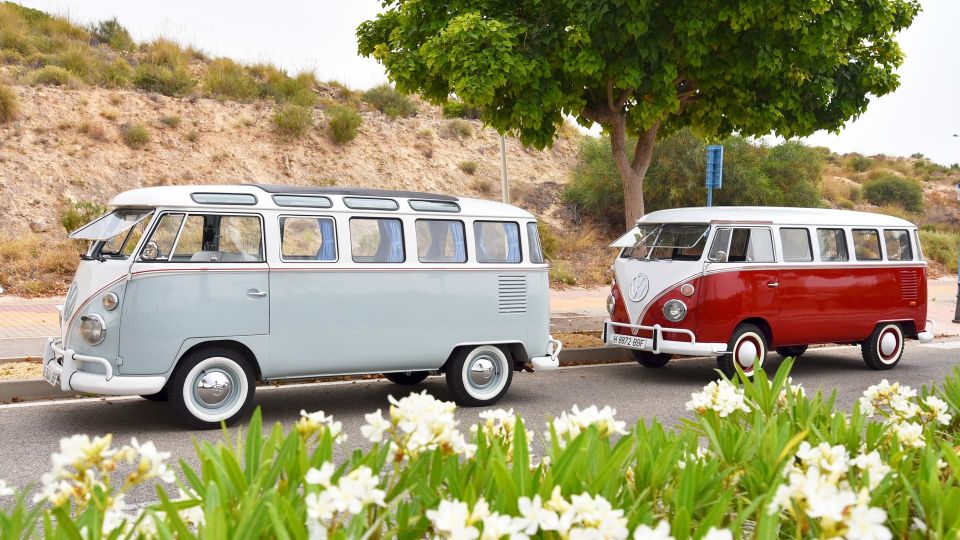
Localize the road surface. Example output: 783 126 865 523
1 340 959 505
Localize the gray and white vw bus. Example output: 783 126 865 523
44 185 560 428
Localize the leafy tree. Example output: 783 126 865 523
357 0 919 226
863 175 923 213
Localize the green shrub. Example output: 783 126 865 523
549 259 577 284
48 44 98 81
159 115 181 128
846 154 874 173
272 103 314 138
121 121 150 149
537 222 560 260
132 63 194 96
919 230 959 272
0 83 17 123
60 199 107 232
99 58 132 88
863 175 924 212
326 104 361 144
89 18 134 51
22 65 77 86
458 160 478 175
361 83 417 118
258 68 317 107
562 136 625 226
204 58 259 101
442 118 473 139
442 99 481 119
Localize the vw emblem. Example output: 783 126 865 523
627 273 649 302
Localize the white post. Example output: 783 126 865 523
499 134 509 204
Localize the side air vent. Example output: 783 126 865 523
498 275 527 314
900 270 918 301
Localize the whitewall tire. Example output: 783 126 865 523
445 345 513 406
169 347 256 429
862 323 904 370
718 323 768 378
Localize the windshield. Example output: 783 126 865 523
622 223 709 261
70 209 152 240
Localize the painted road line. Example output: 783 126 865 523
920 341 960 349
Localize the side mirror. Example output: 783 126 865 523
712 250 728 262
141 241 160 261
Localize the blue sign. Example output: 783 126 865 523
706 145 723 189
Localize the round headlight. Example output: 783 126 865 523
606 293 616 315
662 300 687 322
102 292 119 311
79 314 106 345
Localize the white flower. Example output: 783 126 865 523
360 410 391 443
517 494 561 533
382 391 476 460
921 395 953 425
685 380 750 417
305 463 335 487
633 520 673 540
859 380 917 422
851 451 891 490
428 499 482 540
0 479 13 497
892 421 925 448
32 478 74 506
305 465 385 528
777 378 806 406
336 466 386 513
844 505 891 540
678 446 710 470
702 527 733 540
174 489 205 527
562 492 629 539
546 405 627 446
49 434 117 479
128 438 175 483
101 493 129 533
297 410 346 443
795 441 850 477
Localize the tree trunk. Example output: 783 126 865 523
609 118 659 228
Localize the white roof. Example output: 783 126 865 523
109 184 534 219
638 206 917 228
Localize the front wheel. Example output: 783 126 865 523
445 345 513 406
384 371 429 385
862 323 904 370
632 350 671 368
718 323 768 378
169 347 256 429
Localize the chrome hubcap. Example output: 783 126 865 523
194 370 232 407
737 340 759 370
880 331 898 357
469 357 496 388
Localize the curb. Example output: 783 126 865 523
0 379 79 402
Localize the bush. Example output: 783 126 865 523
272 103 314 138
549 260 577 284
89 18 134 51
121 121 150 149
361 83 417 118
99 58 132 88
846 154 874 173
132 63 194 96
442 99 480 119
458 160 478 175
442 118 473 139
4 361 960 538
60 199 107 232
22 65 77 86
253 66 317 107
919 230 959 272
204 58 259 101
326 104 361 144
159 115 181 128
0 83 17 123
863 175 924 212
469 176 493 194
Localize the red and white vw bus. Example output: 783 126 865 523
602 207 934 376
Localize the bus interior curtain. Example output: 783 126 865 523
450 221 466 262
375 219 404 263
475 223 487 261
316 218 336 261
506 224 521 262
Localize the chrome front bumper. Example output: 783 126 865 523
528 336 563 371
43 338 166 396
603 320 726 357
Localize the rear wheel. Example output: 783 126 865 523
775 345 808 359
169 347 256 429
445 345 513 406
384 371 429 385
862 323 904 370
718 323 768 378
632 350 671 368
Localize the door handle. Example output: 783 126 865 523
247 290 268 298
766 281 780 288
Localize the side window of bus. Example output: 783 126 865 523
350 218 405 263
139 213 184 261
883 229 913 261
816 228 848 261
415 219 466 263
852 229 882 261
280 217 337 261
914 230 924 260
780 228 813 262
474 221 522 263
709 227 774 262
141 214 263 262
527 222 545 264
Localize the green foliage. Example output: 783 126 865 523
847 154 874 173
121 121 150 149
442 99 480 119
204 58 259 101
442 118 473 139
159 115 181 129
458 160 478 175
133 62 194 96
919 230 959 272
565 130 824 227
863 175 924 212
0 83 17 123
326 104 361 144
361 83 417 118
549 260 576 284
272 103 314 138
89 18 134 51
22 65 77 86
537 222 560 260
256 66 317 107
60 199 107 232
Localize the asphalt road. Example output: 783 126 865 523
2 339 959 506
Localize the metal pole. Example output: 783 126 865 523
954 250 960 323
499 134 509 204
707 185 713 207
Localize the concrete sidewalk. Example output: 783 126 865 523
2 279 958 359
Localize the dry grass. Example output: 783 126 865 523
468 177 494 195
545 224 614 288
0 84 17 123
0 361 42 380
0 234 78 296
458 160 478 175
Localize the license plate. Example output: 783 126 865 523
611 334 647 349
43 363 60 387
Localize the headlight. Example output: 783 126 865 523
102 292 119 311
606 293 616 315
79 314 106 345
662 300 687 322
